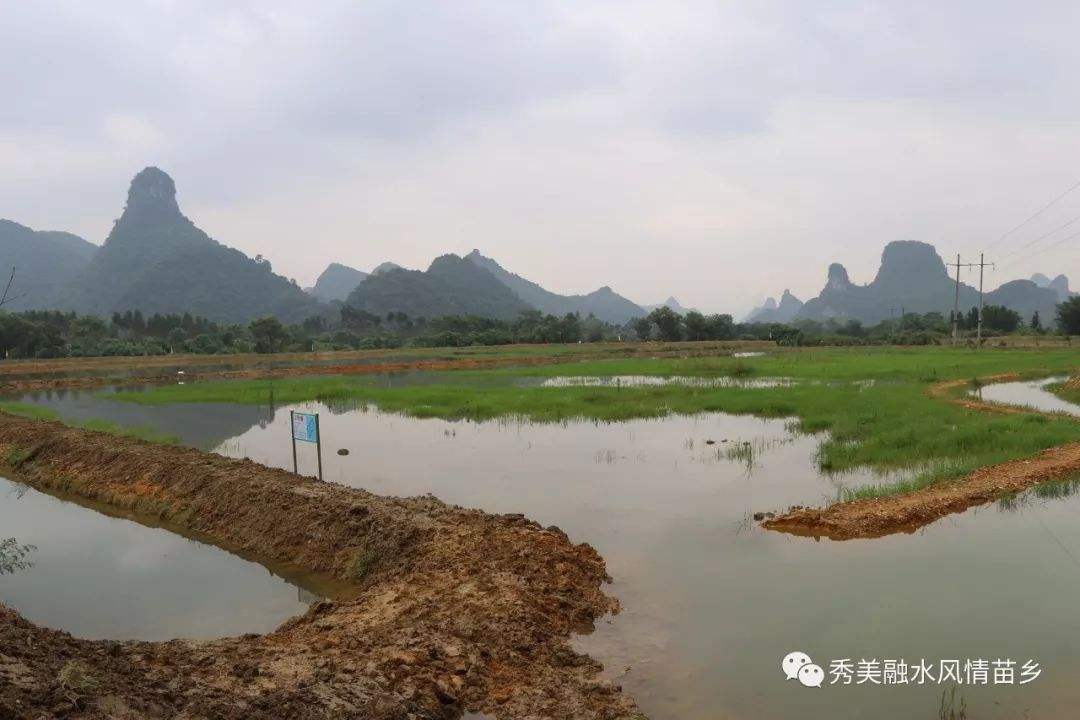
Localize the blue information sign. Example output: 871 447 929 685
292 412 319 443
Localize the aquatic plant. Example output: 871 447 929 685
0 537 36 575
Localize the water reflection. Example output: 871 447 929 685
8 387 1080 718
11 387 275 450
0 477 315 641
0 537 36 575
973 376 1080 416
539 375 792 388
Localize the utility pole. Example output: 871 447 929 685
947 255 969 345
975 253 995 347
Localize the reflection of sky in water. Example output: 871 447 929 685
11 384 1080 719
539 375 792 388
974 376 1080 416
0 477 312 641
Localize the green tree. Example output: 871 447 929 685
166 327 187 354
249 316 287 354
1031 310 1042 332
980 305 1021 333
633 316 653 341
704 313 735 340
1057 297 1080 335
684 311 708 341
647 306 684 342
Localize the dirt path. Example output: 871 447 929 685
763 375 1080 540
0 413 646 720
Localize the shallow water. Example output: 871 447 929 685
0 476 315 641
11 386 1080 718
539 374 792 388
974 376 1080 416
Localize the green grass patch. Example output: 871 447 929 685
1049 380 1080 407
481 346 1080 383
0 402 61 422
0 402 178 445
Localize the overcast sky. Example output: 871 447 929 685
3 1 1080 315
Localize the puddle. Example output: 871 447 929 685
9 387 1080 718
539 375 792 388
973 376 1080 416
732 351 766 358
0 477 316 641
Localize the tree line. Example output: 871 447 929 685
0 296 1076 359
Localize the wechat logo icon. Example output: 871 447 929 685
782 651 824 688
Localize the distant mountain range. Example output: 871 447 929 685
3 172 1073 328
0 220 97 311
744 290 803 323
644 297 695 315
793 241 1060 325
1031 273 1074 302
310 250 648 323
463 250 644 323
346 254 533 320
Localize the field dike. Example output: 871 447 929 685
0 412 645 720
764 375 1080 540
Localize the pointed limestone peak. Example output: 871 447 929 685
826 263 852 291
125 166 180 217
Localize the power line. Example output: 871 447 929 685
987 178 1080 251
998 213 1080 263
998 227 1080 273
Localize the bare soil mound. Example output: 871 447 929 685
0 413 645 719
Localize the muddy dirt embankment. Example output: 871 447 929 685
0 412 646 720
764 376 1080 540
763 441 1080 540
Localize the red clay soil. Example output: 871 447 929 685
763 375 1080 540
0 413 646 720
763 441 1080 540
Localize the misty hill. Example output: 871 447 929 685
1031 273 1073 302
745 289 803 323
308 263 368 302
464 250 644 323
797 241 1059 325
0 220 97 311
346 254 532 320
371 262 404 275
60 168 323 323
644 297 695 315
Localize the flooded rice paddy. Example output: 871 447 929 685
0 476 316 641
9 379 1080 718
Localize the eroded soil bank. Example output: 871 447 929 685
763 441 1080 539
0 412 645 719
763 376 1080 539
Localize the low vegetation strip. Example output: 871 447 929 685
0 411 644 720
113 350 1080 502
762 442 1080 540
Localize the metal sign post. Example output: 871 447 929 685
290 410 323 481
